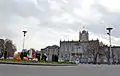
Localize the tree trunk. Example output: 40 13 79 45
93 53 98 64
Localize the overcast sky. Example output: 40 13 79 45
0 0 120 51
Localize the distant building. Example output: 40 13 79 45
40 45 60 61
59 30 106 62
111 46 120 63
41 29 120 63
59 39 102 62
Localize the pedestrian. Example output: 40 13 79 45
75 58 80 64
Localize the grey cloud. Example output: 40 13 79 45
87 4 120 37
0 26 18 38
0 0 53 38
0 0 53 20
0 0 120 49
58 3 120 38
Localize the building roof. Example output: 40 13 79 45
60 39 99 43
112 46 120 48
41 45 60 51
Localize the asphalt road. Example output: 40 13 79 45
0 64 120 76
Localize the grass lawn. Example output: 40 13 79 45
0 59 76 64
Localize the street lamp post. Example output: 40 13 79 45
106 28 113 65
22 30 27 50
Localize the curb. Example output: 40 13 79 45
0 62 77 66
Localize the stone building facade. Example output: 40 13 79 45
59 30 106 62
40 29 120 63
111 46 120 63
40 45 60 61
100 46 120 63
59 39 102 62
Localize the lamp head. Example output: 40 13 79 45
23 30 27 36
106 28 113 31
23 31 27 34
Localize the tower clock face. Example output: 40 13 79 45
82 33 85 35
82 33 86 37
81 33 87 40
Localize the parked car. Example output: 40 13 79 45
58 58 64 62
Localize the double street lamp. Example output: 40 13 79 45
106 28 113 65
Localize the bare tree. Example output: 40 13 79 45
86 40 99 64
98 45 108 63
12 44 17 53
4 39 17 57
0 39 4 58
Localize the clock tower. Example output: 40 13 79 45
79 29 89 41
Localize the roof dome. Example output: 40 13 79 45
80 26 88 33
82 30 88 33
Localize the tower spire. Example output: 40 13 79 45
82 26 86 31
83 26 85 30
